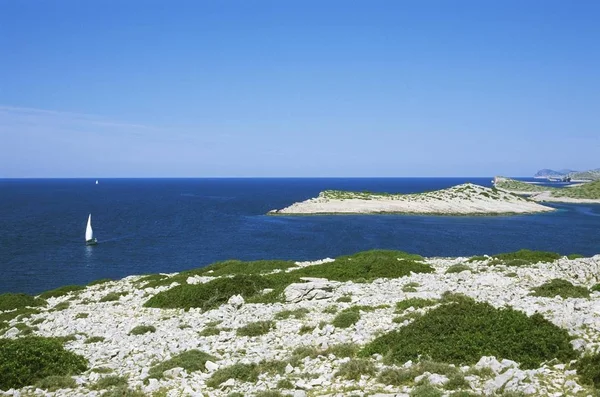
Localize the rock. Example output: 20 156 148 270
284 279 339 303
4 328 19 338
205 360 219 372
476 356 504 374
221 378 235 387
228 294 245 309
163 367 183 379
428 373 449 386
293 391 307 397
285 363 294 374
570 338 586 350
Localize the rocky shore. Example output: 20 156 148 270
494 177 600 204
2 251 600 396
268 184 554 216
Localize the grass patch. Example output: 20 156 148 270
396 298 438 312
275 308 310 320
0 307 41 323
335 358 376 380
362 299 576 369
91 375 128 390
332 309 361 328
378 360 461 386
99 291 128 302
466 256 488 263
0 336 87 389
291 343 359 364
276 379 294 389
323 305 339 314
206 360 286 387
298 324 314 334
34 375 77 391
237 320 274 337
289 250 430 282
129 325 156 335
446 264 472 274
336 295 352 303
393 311 423 323
100 386 145 397
199 326 225 336
39 285 85 299
492 249 561 265
0 293 46 311
75 312 89 319
575 352 600 389
91 367 113 373
148 350 217 380
144 274 272 310
194 259 296 277
403 282 420 292
52 301 70 311
410 384 443 397
85 336 105 344
531 279 590 299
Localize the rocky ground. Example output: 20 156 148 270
268 184 554 215
2 253 600 397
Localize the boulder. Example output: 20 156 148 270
284 279 340 303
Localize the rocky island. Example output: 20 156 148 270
268 183 555 216
494 177 600 204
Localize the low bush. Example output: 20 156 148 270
0 307 41 323
255 391 286 397
335 358 376 380
199 326 222 336
403 282 420 292
336 295 352 303
290 343 358 365
492 249 561 264
276 379 294 389
323 305 338 314
144 274 272 310
466 256 488 263
75 312 89 319
237 321 274 337
332 310 361 328
90 375 128 390
148 350 217 379
129 325 156 335
396 298 438 312
52 301 70 311
0 293 46 311
100 291 128 302
575 352 600 388
206 360 285 387
378 360 461 386
275 308 310 320
85 336 105 344
531 279 589 299
410 384 443 397
362 299 575 369
0 336 87 389
446 264 472 274
34 375 77 391
567 254 584 260
289 250 431 282
39 285 85 299
100 386 145 397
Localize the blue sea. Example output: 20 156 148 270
1 178 599 295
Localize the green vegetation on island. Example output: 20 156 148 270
495 177 600 200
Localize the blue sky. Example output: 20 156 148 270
1 1 598 177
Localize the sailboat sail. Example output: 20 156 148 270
86 214 94 241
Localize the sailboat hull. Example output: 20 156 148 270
86 239 98 246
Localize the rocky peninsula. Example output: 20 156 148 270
268 183 555 215
2 250 600 396
494 177 600 204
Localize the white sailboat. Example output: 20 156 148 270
85 214 98 245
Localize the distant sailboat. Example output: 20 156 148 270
95 180 99 185
85 214 98 246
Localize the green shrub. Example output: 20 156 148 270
39 285 85 299
492 249 561 264
129 325 156 335
323 305 339 314
53 301 70 311
85 336 105 344
53 334 77 343
206 360 285 387
0 307 41 323
137 273 170 288
144 274 272 310
237 321 274 337
289 250 431 282
298 324 314 334
446 264 472 274
100 386 145 397
325 343 359 358
148 350 217 379
393 311 423 323
332 310 361 328
531 279 589 299
275 308 310 320
91 375 128 390
34 375 77 391
100 291 129 302
567 254 584 260
575 353 600 388
75 312 89 319
0 336 87 389
0 293 46 311
255 391 286 397
199 326 223 336
276 379 294 389
403 282 420 292
378 360 461 386
362 300 576 369
396 298 438 312
336 295 352 303
335 358 376 380
410 384 443 397
91 367 113 373
466 256 488 263
192 259 296 277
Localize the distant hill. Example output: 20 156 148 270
533 169 572 178
569 169 600 181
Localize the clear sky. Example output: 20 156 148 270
1 0 598 177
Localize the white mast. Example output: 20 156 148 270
85 214 94 241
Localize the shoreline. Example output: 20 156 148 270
2 250 600 396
